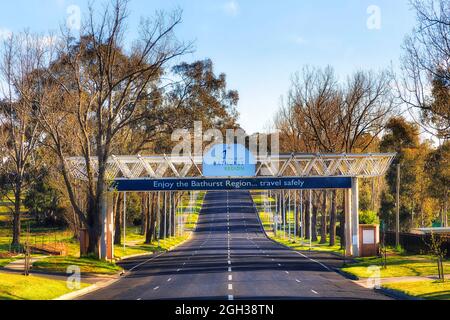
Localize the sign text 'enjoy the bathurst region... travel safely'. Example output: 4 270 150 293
113 177 352 192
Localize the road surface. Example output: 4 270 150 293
81 191 389 300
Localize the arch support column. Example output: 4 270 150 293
344 189 353 256
344 177 360 257
351 177 360 257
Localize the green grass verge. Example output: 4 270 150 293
383 280 450 300
33 257 122 275
0 273 90 300
342 254 450 278
114 234 190 259
270 234 343 254
252 192 343 255
0 259 14 268
4 192 204 276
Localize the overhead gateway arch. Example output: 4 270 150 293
66 151 395 260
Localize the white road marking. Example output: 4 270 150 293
177 269 181 272
228 267 232 272
296 279 301 283
228 284 233 290
285 271 289 274
311 290 319 295
228 295 234 301
278 263 282 267
126 252 166 275
137 298 142 301
167 278 172 282
296 251 331 271
228 275 233 281
153 286 159 291
228 260 231 265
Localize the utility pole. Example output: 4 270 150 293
396 164 401 247
123 192 127 254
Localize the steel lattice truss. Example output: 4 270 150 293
66 153 396 181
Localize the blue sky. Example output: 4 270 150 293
0 0 417 134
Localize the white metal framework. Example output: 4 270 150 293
66 153 396 181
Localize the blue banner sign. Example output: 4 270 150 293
113 177 352 192
203 144 256 177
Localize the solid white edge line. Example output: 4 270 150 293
126 252 166 274
296 251 332 271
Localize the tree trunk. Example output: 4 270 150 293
114 193 123 245
140 193 146 235
159 193 165 240
146 194 157 244
312 200 318 242
11 184 22 249
296 192 301 237
86 194 101 256
305 198 310 240
329 190 337 246
320 191 328 244
170 193 176 237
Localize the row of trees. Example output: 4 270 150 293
273 0 449 246
0 1 238 254
0 0 447 256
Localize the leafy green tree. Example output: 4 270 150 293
425 141 450 226
24 178 65 226
380 117 439 230
359 210 380 225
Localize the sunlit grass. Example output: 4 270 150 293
251 192 343 254
0 259 14 267
272 234 343 253
0 273 90 300
1 191 204 275
114 234 190 259
383 280 450 300
342 254 450 278
33 256 122 274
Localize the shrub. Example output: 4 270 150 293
359 210 380 225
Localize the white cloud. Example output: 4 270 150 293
223 0 240 17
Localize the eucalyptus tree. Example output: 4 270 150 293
400 0 450 139
275 66 395 245
29 0 191 256
0 33 47 247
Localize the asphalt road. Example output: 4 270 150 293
81 191 390 300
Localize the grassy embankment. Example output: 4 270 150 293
0 192 204 299
341 252 450 279
382 280 450 300
252 191 450 296
0 273 90 300
252 192 343 254
33 192 205 273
